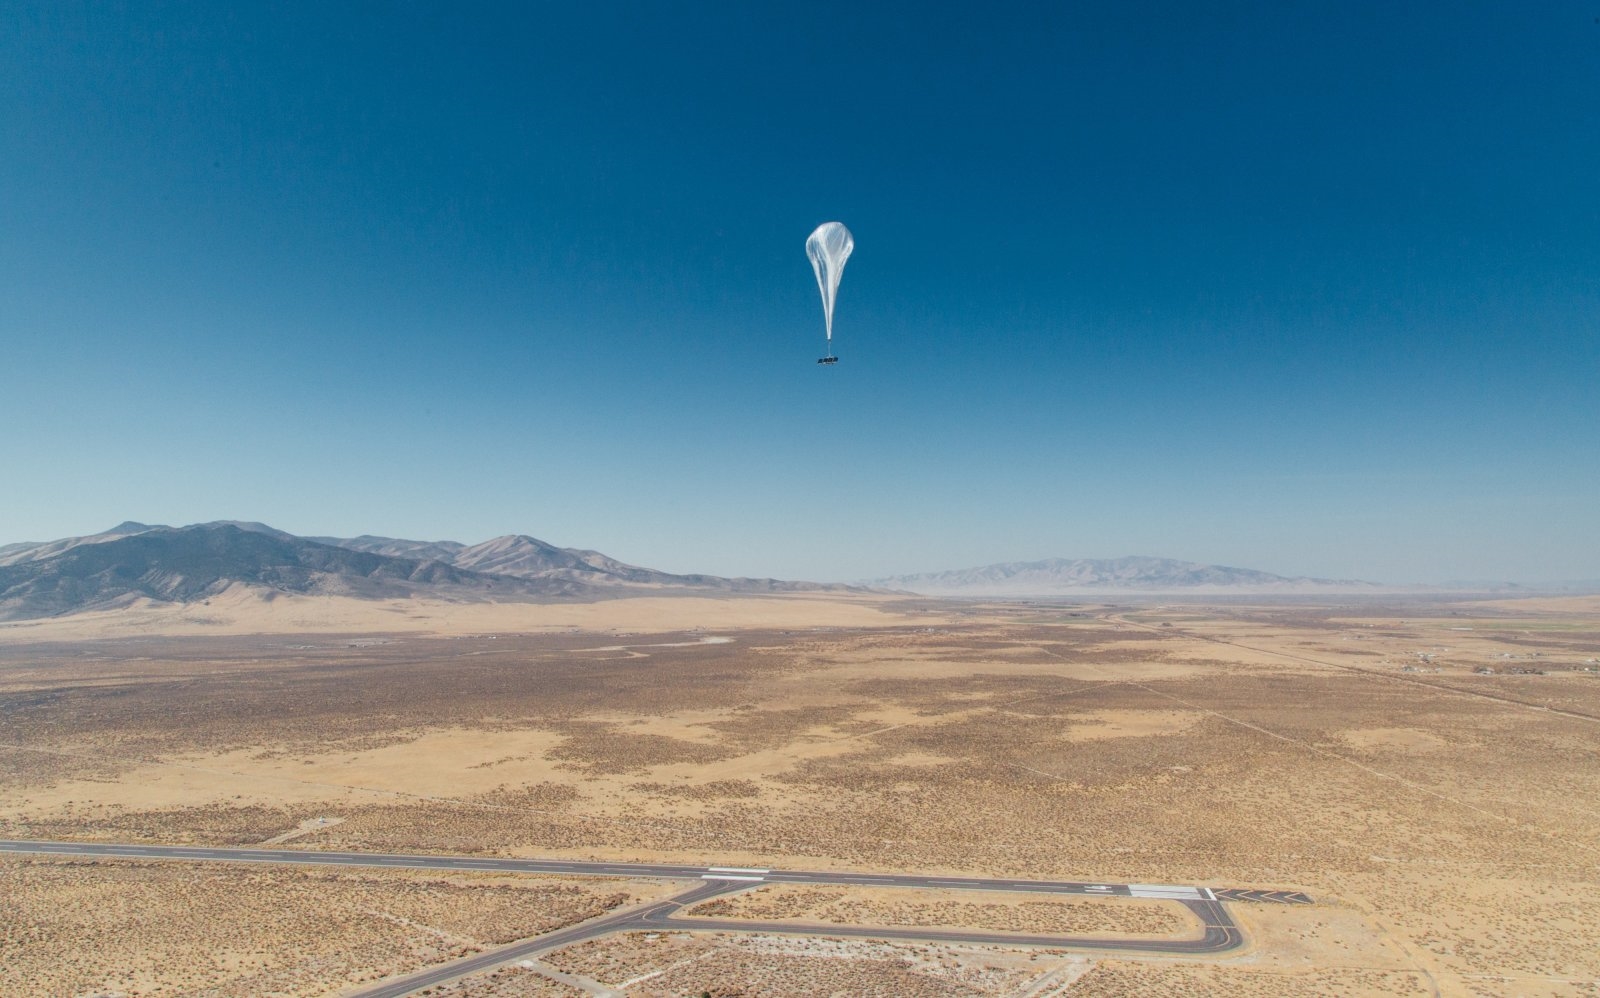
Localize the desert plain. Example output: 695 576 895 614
2 590 1598 996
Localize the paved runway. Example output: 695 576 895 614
0 839 1216 900
2 838 1263 996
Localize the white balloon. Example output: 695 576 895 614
806 222 854 342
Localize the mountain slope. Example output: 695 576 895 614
0 524 587 621
321 532 858 594
874 556 1375 595
308 534 467 563
0 521 161 568
452 535 616 578
0 522 867 621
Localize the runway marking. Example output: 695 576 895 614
1213 887 1313 904
1129 884 1206 900
2 840 1290 912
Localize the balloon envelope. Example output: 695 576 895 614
806 222 854 341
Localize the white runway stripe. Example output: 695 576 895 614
701 874 765 881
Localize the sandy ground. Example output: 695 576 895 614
2 593 1599 995
0 585 922 643
683 883 1198 938
0 856 676 998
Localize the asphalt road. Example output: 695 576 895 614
0 839 1216 901
348 879 746 998
347 881 1242 998
2 839 1254 996
646 896 1244 955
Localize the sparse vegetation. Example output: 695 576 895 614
685 883 1191 937
3 595 1599 994
0 858 650 997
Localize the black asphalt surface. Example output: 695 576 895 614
0 839 1217 900
348 879 746 998
2 839 1259 996
647 897 1244 954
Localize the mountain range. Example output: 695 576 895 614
0 521 856 622
871 556 1381 595
4 524 1582 622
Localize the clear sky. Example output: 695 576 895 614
3 2 1597 583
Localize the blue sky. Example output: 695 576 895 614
2 2 1596 582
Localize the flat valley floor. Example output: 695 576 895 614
2 593 1598 996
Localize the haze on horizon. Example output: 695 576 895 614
2 3 1596 585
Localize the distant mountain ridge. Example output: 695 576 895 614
0 522 861 621
0 524 577 621
0 520 169 568
314 532 832 592
873 556 1379 595
312 534 466 564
